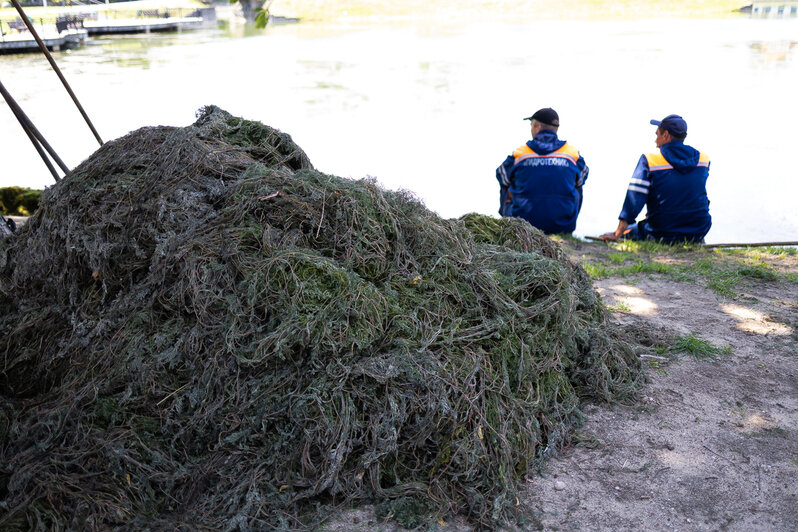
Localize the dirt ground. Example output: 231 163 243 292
328 242 798 531
529 277 797 531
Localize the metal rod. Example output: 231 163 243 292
9 0 104 146
0 79 70 175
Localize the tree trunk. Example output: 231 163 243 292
238 0 262 23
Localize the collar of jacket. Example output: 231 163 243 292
527 130 566 155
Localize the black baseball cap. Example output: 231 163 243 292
524 108 560 127
650 114 687 137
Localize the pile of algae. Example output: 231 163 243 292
0 106 642 530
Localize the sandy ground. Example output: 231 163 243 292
529 273 797 531
327 244 798 531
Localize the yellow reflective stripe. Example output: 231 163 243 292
554 143 580 164
512 144 534 160
645 150 672 171
513 143 580 165
646 150 710 169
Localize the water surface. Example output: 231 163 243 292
2 16 797 243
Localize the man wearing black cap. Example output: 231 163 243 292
601 114 711 243
496 107 589 234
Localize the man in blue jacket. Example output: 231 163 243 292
601 114 711 243
496 108 589 234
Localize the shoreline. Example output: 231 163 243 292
1 0 750 24
266 0 749 23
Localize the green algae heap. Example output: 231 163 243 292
0 106 643 530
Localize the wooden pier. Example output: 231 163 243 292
0 6 215 53
0 25 87 52
82 15 204 35
739 1 798 17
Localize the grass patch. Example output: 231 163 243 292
614 239 701 255
723 246 798 259
583 259 675 279
579 242 792 297
583 263 610 278
608 251 635 264
737 264 778 281
749 427 789 439
658 334 733 360
645 357 670 373
705 272 739 298
702 262 778 297
607 300 631 313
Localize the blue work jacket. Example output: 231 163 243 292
619 141 711 242
496 130 589 234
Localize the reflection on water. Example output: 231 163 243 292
750 40 797 63
1 16 797 243
87 37 156 69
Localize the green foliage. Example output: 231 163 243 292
254 6 269 28
608 251 635 264
722 246 797 258
225 0 271 28
736 264 777 281
583 259 675 279
702 262 778 297
660 334 733 360
607 301 631 313
0 186 41 216
615 239 700 254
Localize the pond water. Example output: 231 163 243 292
2 15 797 243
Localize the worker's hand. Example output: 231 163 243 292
601 220 629 242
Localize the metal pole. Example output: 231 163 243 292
0 80 70 175
9 0 104 147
